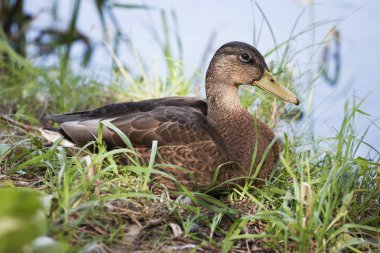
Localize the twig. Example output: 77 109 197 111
0 114 39 133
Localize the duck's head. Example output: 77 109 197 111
206 41 300 105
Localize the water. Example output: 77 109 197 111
25 0 380 157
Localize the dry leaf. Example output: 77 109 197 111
169 223 182 238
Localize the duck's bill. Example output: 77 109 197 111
253 69 300 105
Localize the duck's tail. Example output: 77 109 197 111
39 128 75 147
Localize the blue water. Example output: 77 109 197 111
25 0 380 157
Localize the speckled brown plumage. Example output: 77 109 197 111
46 41 298 191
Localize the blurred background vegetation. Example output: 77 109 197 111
1 0 135 65
0 0 195 120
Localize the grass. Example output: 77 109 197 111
1 6 380 253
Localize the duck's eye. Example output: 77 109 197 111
240 53 252 63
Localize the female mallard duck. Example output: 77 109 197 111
46 41 299 191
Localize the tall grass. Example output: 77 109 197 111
0 3 379 253
223 97 379 252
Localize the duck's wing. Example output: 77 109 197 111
47 97 212 148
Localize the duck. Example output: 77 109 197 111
45 41 300 191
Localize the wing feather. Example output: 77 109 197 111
47 97 213 148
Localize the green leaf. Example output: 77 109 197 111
0 188 47 253
356 109 370 116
